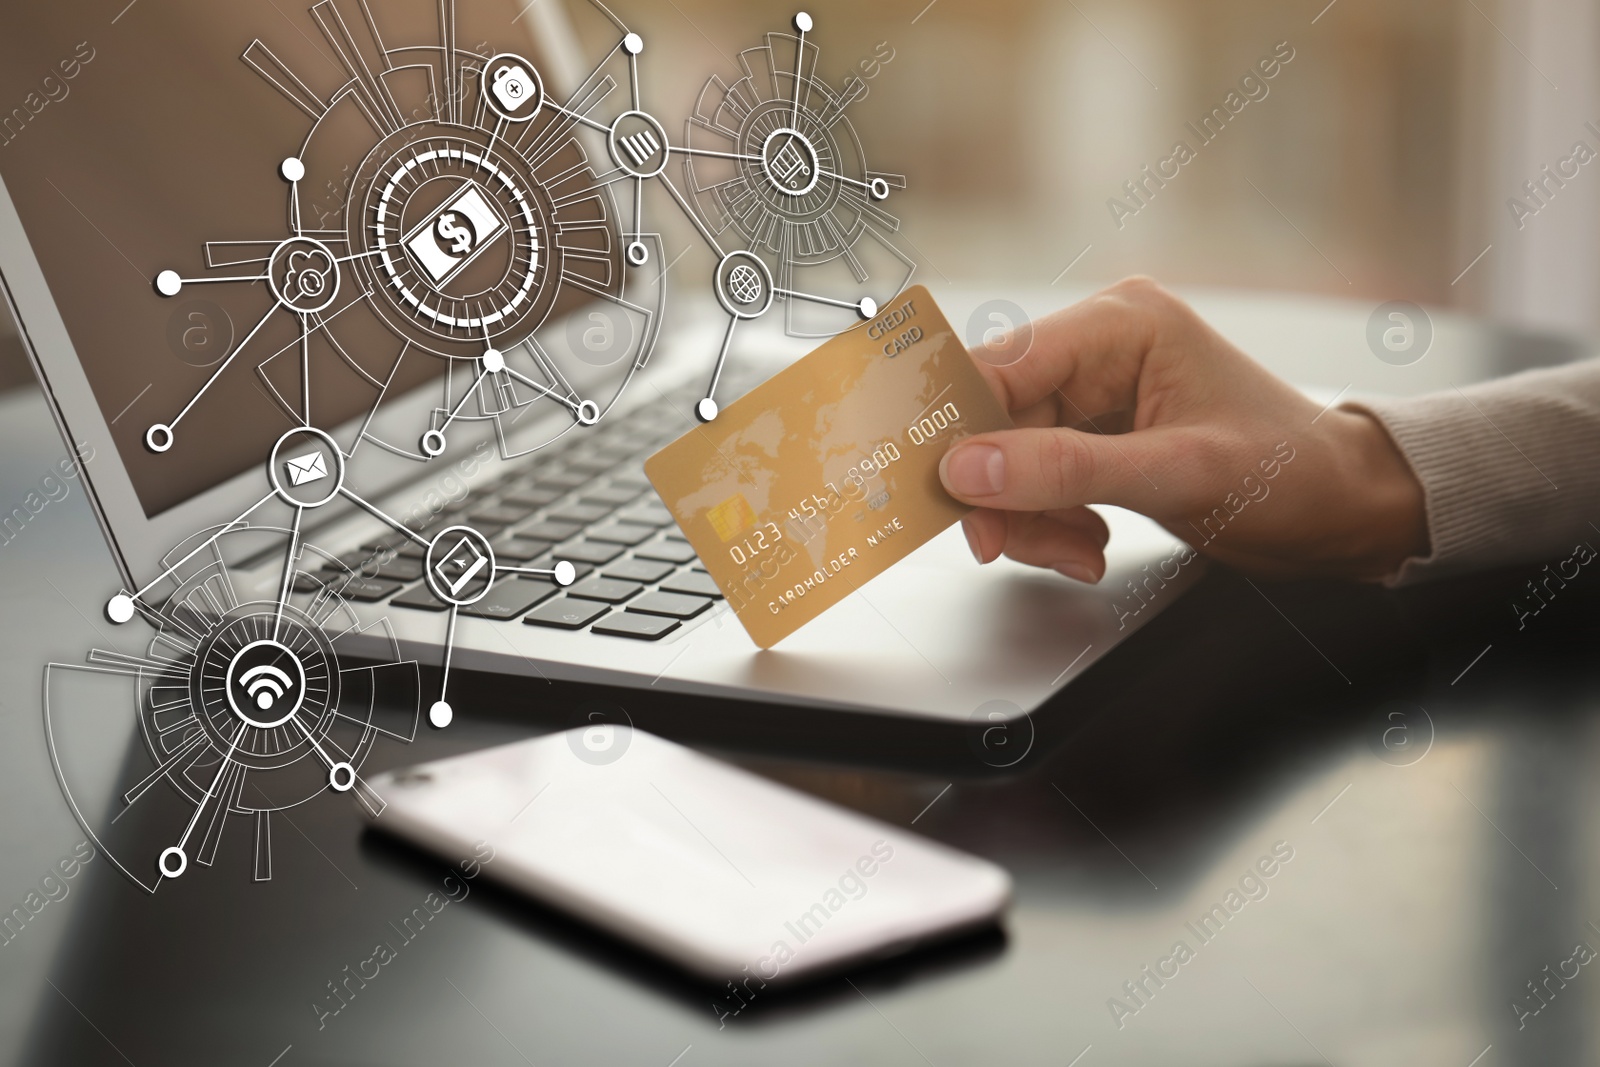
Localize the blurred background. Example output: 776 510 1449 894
4 0 1598 384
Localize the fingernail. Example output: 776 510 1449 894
1055 562 1098 584
962 520 984 564
941 444 1005 497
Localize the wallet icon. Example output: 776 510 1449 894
435 536 488 597
283 450 328 487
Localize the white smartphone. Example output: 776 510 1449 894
363 727 1010 984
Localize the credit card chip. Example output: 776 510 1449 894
706 493 756 542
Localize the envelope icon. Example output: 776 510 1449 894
284 450 328 487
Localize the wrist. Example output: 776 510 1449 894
1327 408 1430 581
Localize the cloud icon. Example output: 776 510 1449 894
282 248 334 303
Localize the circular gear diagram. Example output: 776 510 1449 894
46 526 420 891
682 24 914 340
142 2 668 462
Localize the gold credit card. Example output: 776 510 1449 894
645 286 1013 648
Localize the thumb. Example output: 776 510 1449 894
938 426 1171 513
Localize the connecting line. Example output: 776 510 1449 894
436 367 491 433
130 492 277 601
629 50 640 112
273 504 305 642
486 113 506 160
287 713 341 772
175 722 248 853
633 176 643 243
337 486 432 549
503 365 583 414
333 248 384 264
168 304 278 429
439 603 459 707
656 172 725 259
499 564 566 579
774 287 861 311
544 99 610 134
706 316 738 406
792 21 806 125
290 171 302 235
669 146 761 163
172 274 270 285
817 168 871 191
299 315 311 426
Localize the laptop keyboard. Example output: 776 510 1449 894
317 384 732 642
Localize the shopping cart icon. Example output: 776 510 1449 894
769 138 811 190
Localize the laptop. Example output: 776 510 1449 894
0 0 1197 727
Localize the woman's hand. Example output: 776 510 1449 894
939 277 1429 582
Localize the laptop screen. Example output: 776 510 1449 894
0 0 584 517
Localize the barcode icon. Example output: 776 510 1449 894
621 129 660 167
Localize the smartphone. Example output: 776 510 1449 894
363 727 1010 984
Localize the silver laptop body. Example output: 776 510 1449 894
0 0 1195 727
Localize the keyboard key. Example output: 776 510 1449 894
582 485 642 506
592 613 681 641
660 570 723 599
467 504 531 527
563 455 615 474
330 550 424 583
364 536 429 560
556 540 624 565
293 573 402 602
459 578 558 621
602 558 675 583
390 582 450 611
608 467 651 489
523 598 610 630
634 539 698 564
514 519 583 542
358 549 426 580
587 522 656 546
491 536 555 562
627 591 714 620
433 520 506 540
406 510 451 536
547 502 613 524
500 485 563 508
537 470 589 489
615 503 674 527
376 556 425 581
567 577 644 604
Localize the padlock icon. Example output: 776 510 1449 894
491 62 535 112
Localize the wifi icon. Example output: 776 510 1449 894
239 664 294 710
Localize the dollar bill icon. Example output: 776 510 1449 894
402 180 507 287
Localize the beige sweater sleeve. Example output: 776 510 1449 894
1343 359 1600 585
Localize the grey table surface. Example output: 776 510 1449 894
2 287 1599 1067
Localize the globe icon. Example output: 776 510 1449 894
727 263 764 305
